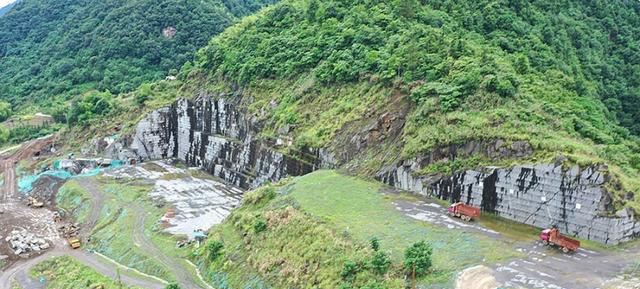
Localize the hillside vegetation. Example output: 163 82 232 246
195 171 518 288
180 0 640 209
0 0 276 108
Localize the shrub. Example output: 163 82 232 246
404 241 433 277
207 240 224 261
370 237 380 252
253 217 268 233
340 260 360 282
243 187 277 205
370 251 391 275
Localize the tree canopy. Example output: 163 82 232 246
0 0 276 107
197 0 640 137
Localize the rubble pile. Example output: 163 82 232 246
5 229 50 255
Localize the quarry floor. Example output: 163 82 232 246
392 196 640 289
0 139 639 289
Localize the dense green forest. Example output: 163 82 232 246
198 0 640 136
0 0 276 107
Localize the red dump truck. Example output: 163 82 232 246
540 228 580 253
448 202 481 221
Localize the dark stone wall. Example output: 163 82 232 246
383 161 640 244
118 96 324 189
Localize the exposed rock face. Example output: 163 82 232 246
115 96 327 188
380 161 640 244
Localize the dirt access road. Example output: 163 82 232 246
0 137 166 289
392 195 640 289
78 177 210 289
1 135 57 196
0 243 166 289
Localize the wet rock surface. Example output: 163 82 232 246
104 160 243 236
113 96 328 189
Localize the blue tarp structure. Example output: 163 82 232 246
18 160 120 194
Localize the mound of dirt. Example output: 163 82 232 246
456 265 501 289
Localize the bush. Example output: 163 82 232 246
0 101 11 122
243 187 277 205
253 217 268 233
165 284 181 289
404 241 433 277
370 237 380 252
370 251 391 275
340 260 360 282
207 240 224 261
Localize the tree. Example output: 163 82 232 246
0 125 9 144
0 101 11 122
165 283 181 289
135 83 153 105
207 240 224 261
404 241 433 286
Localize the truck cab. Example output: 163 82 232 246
539 228 552 242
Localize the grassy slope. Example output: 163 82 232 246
197 170 520 288
56 180 92 223
56 176 196 282
30 256 143 289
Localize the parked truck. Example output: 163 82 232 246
540 228 580 253
448 202 481 221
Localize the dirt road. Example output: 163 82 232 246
132 205 208 289
78 178 209 289
0 135 56 202
76 177 106 238
0 244 166 289
390 192 640 289
0 137 165 289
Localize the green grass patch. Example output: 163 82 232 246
196 170 521 289
288 170 520 285
87 180 173 281
197 182 405 289
57 177 183 282
30 256 143 289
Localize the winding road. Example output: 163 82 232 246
78 178 209 289
0 245 166 289
0 139 168 289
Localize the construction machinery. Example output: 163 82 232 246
67 238 81 249
448 202 481 221
27 196 44 208
540 228 580 253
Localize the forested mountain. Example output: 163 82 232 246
198 0 640 136
0 0 276 106
187 0 640 210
